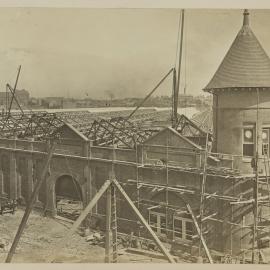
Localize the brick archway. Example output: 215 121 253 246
45 173 86 216
55 174 83 201
53 174 83 220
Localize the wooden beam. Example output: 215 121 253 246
7 84 24 115
112 178 175 263
69 179 112 235
127 68 174 120
230 199 254 205
7 65 21 116
111 185 118 263
105 186 112 263
201 212 217 222
186 203 214 264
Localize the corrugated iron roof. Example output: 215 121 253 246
191 109 213 133
204 10 270 92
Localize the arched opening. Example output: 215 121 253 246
55 175 83 220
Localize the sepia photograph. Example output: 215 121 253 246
0 0 270 265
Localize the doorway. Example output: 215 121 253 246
55 175 83 220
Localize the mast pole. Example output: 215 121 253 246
173 9 185 127
7 65 21 116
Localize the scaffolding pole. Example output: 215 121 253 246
48 178 175 263
199 131 209 256
186 203 213 263
111 185 118 263
105 186 112 263
252 88 260 264
112 179 175 263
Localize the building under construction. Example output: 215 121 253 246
0 9 270 264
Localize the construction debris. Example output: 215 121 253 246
0 199 17 215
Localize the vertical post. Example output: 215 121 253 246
27 158 34 203
111 185 118 263
6 84 8 114
32 159 38 204
230 203 233 256
171 68 176 128
0 170 3 197
252 88 260 264
17 174 22 200
110 143 118 262
199 131 209 256
165 136 169 238
174 9 185 125
252 165 259 263
105 186 112 263
10 152 17 200
135 140 141 239
142 144 144 166
27 138 34 202
84 141 91 207
7 65 21 116
89 141 93 201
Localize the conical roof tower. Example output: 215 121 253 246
204 9 270 92
204 10 270 174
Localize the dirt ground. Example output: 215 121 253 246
0 208 169 263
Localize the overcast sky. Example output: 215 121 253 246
0 8 270 99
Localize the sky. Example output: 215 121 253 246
0 8 270 99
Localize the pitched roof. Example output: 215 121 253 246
204 10 270 92
142 126 202 150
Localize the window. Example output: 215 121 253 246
149 211 166 235
149 212 157 229
243 126 255 157
173 215 194 242
262 128 270 156
173 218 182 238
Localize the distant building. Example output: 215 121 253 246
42 97 64 109
62 99 77 109
0 89 30 110
178 94 194 106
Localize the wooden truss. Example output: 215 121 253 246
83 117 156 148
0 112 157 148
0 112 64 139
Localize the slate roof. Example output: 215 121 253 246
204 10 270 92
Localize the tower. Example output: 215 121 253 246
204 10 270 173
